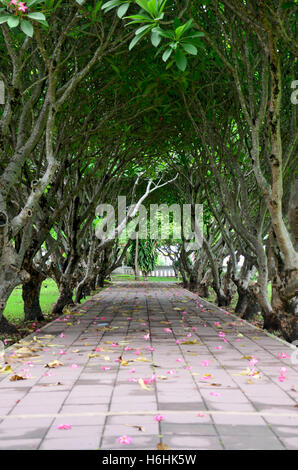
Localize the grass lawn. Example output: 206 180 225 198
3 278 93 324
4 278 59 324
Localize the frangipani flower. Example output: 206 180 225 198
154 414 165 422
117 435 132 445
57 424 72 430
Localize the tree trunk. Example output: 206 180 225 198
97 273 105 288
135 232 140 280
22 270 45 321
52 282 74 314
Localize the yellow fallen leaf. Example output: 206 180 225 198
84 342 90 346
232 368 251 376
134 357 150 363
138 378 151 391
181 339 197 345
157 443 170 450
120 360 129 366
0 365 12 374
10 374 26 381
241 356 253 360
88 354 99 358
44 360 64 368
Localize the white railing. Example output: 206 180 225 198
112 265 176 277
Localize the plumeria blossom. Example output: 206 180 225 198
59 333 65 338
163 328 172 334
249 358 258 367
201 360 210 367
154 414 165 422
57 424 72 430
278 352 290 359
117 435 132 445
143 334 150 340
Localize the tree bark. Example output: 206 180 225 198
22 270 45 321
52 282 74 314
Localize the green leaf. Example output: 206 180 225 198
175 48 187 71
281 1 296 7
20 19 34 37
27 12 46 21
181 43 197 55
102 0 122 12
117 3 129 18
162 47 172 62
0 14 10 24
129 33 144 50
151 30 161 47
26 0 46 6
175 18 193 39
7 16 19 28
135 24 152 35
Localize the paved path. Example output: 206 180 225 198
0 282 298 450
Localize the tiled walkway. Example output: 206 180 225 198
0 282 298 450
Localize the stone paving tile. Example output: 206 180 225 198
0 281 297 450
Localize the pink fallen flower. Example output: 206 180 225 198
57 424 72 430
278 352 290 359
167 369 176 375
249 358 258 367
70 364 78 369
59 350 66 355
117 435 132 445
129 368 136 373
143 334 150 340
146 346 155 351
197 413 206 417
176 358 184 362
59 333 65 338
154 414 165 422
201 360 210 367
210 392 221 397
163 328 172 334
101 366 111 371
216 346 222 350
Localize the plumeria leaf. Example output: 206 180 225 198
162 47 172 62
151 29 161 47
117 3 130 18
181 43 197 55
0 14 10 24
27 12 46 21
7 16 19 28
20 19 34 37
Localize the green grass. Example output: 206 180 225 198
3 278 93 324
4 278 59 323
